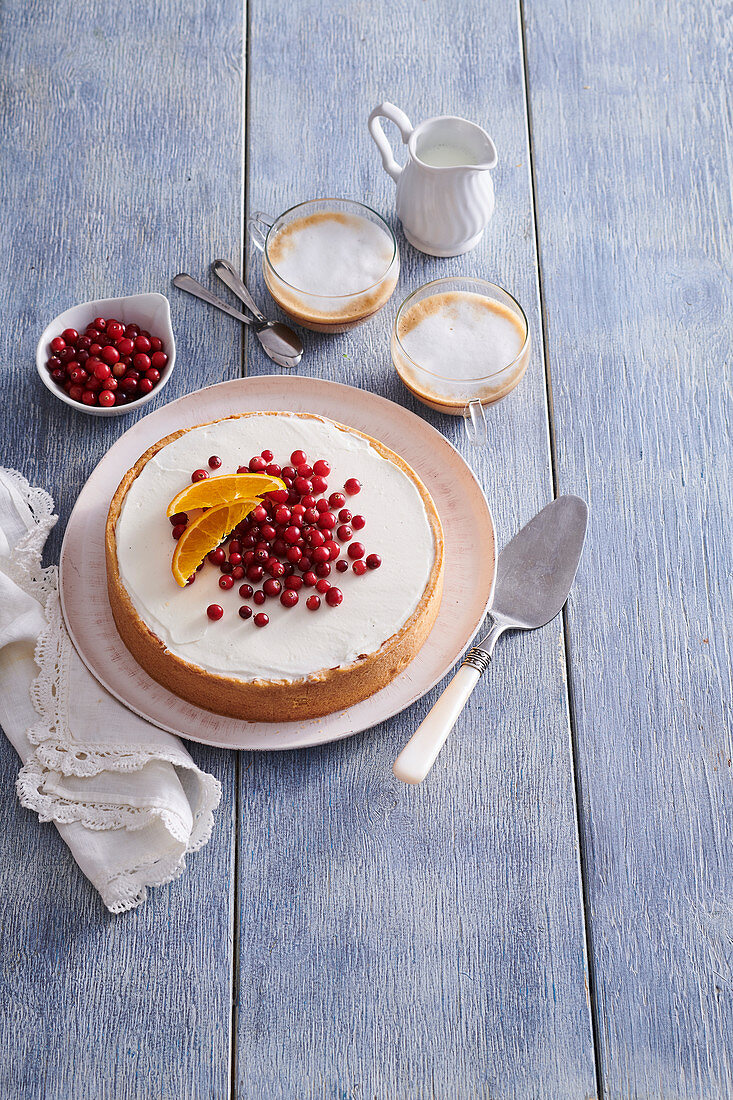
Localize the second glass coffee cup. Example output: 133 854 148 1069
248 198 400 334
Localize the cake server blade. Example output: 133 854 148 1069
393 495 588 784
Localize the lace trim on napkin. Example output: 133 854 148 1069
3 469 220 906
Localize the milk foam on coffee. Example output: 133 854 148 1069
268 212 394 297
394 290 527 406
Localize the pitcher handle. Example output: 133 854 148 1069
247 211 274 253
368 102 413 183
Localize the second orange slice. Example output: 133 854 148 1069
172 498 259 586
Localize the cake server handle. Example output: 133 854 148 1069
393 623 503 784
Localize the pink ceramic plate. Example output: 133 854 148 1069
59 377 495 750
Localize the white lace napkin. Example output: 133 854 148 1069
0 468 221 913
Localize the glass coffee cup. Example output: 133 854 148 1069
248 199 400 334
391 276 530 439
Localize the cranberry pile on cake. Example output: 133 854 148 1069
105 412 444 721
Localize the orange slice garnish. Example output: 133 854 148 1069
166 472 286 518
171 498 259 586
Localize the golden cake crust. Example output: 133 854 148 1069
105 413 444 721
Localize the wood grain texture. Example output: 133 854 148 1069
523 0 733 1095
0 0 243 1095
238 1 597 1096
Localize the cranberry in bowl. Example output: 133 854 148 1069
35 292 175 417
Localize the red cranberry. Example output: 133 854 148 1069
312 546 330 564
317 512 336 530
294 476 312 496
337 524 352 541
285 575 303 591
352 515 366 530
280 589 299 608
313 459 330 477
69 368 87 385
239 605 252 620
61 327 78 343
192 469 208 483
252 504 268 523
344 478 361 495
112 362 126 378
263 578 282 597
219 575 234 590
59 346 76 363
274 506 291 525
207 604 224 621
304 508 319 524
352 560 367 576
306 529 325 547
315 563 331 579
134 334 151 352
306 595 321 611
133 352 151 372
107 321 124 340
366 554 382 570
329 492 346 509
284 526 300 545
117 337 135 356
336 560 349 573
150 351 168 369
254 590 266 605
266 463 281 477
315 577 331 594
311 475 328 493
101 376 118 391
295 463 312 479
325 541 341 561
101 345 120 364
246 564 263 582
220 561 233 575
149 336 163 352
286 545 302 562
120 376 138 394
268 561 285 579
98 389 116 408
86 376 102 392
209 547 226 564
261 449 274 462
348 542 365 560
47 356 62 371
170 512 188 526
137 378 154 395
253 548 269 564
315 499 330 513
239 583 253 598
92 316 106 330
229 552 242 566
254 613 269 627
172 523 187 540
207 455 222 470
282 465 297 480
231 566 245 580
81 390 97 406
68 385 84 402
290 449 307 466
123 324 139 338
303 571 318 587
249 455 267 472
268 488 289 505
326 587 343 606
50 336 66 353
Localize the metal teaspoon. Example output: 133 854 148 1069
172 273 303 370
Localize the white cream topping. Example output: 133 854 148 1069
115 414 436 682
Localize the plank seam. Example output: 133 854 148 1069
516 1 605 1096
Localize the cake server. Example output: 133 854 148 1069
393 495 588 784
172 272 303 369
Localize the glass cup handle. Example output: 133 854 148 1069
247 211 274 253
463 399 487 446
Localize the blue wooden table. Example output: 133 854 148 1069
1 0 730 1096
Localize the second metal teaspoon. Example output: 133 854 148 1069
172 272 303 369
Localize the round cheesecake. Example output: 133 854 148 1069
105 412 444 721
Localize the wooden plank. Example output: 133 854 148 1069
522 0 733 1094
236 1 598 1096
0 0 243 1095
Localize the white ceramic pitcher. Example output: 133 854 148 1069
368 102 497 257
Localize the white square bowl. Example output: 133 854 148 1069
35 292 176 417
